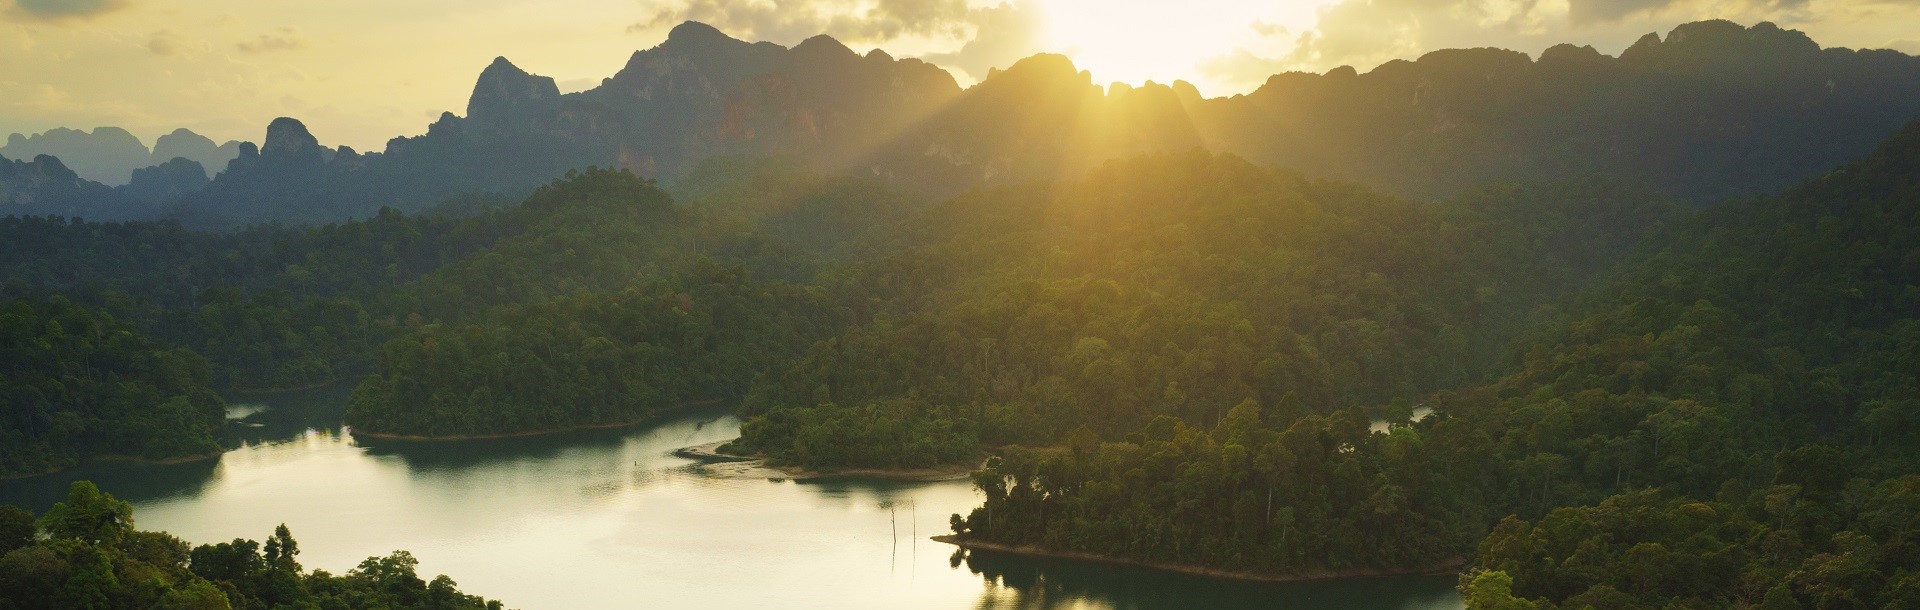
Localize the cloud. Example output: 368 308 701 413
1272 0 1847 73
634 0 974 44
921 2 1045 81
1284 0 1527 70
1199 20 1296 93
1568 0 1681 24
5 24 34 51
1565 0 1818 25
634 0 1046 83
7 0 127 21
1251 20 1288 39
147 28 178 56
0 81 82 118
237 28 304 53
1200 49 1289 91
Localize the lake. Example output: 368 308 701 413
0 386 1465 609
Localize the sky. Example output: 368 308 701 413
4 0 1920 151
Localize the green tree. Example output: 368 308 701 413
0 505 36 554
1460 570 1542 610
37 482 133 547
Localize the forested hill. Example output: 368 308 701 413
341 165 886 438
1204 19 1920 202
0 297 226 478
1449 115 1920 609
7 20 1920 226
0 158 913 465
0 199 522 392
724 153 1675 469
3 61 1917 608
949 123 1920 607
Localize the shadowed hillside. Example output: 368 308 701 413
10 19 1919 228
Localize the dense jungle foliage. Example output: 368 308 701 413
0 481 501 609
5 122 1918 608
953 124 1920 607
0 297 224 478
727 154 1672 469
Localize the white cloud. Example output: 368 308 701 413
921 1 1045 82
633 0 974 44
632 0 1047 83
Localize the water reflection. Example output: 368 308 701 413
964 548 1463 610
0 385 1463 610
223 382 355 445
0 454 222 512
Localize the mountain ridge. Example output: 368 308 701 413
1 126 243 186
7 19 1920 227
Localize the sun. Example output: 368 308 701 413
1038 0 1332 95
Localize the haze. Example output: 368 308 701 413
5 0 1920 151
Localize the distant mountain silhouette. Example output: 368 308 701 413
167 20 961 227
0 150 214 219
151 128 245 176
409 21 958 186
1201 19 1920 201
122 157 209 204
1 127 151 185
12 19 1920 227
885 52 1206 187
170 117 366 226
0 154 135 219
0 126 243 187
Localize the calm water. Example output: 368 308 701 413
0 386 1464 610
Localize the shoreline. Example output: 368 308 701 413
778 463 979 482
932 535 1466 583
672 440 761 463
224 379 340 397
352 399 727 442
93 449 226 466
0 465 71 481
3 448 226 481
351 417 656 442
676 439 980 482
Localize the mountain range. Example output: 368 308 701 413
1 126 243 186
4 19 1920 227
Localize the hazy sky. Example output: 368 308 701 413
4 0 1918 151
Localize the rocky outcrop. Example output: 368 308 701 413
467 57 563 137
119 157 209 203
260 117 326 168
349 19 962 223
110 19 1920 227
178 118 356 227
0 154 138 219
1209 19 1920 201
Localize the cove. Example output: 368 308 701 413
0 386 1464 610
